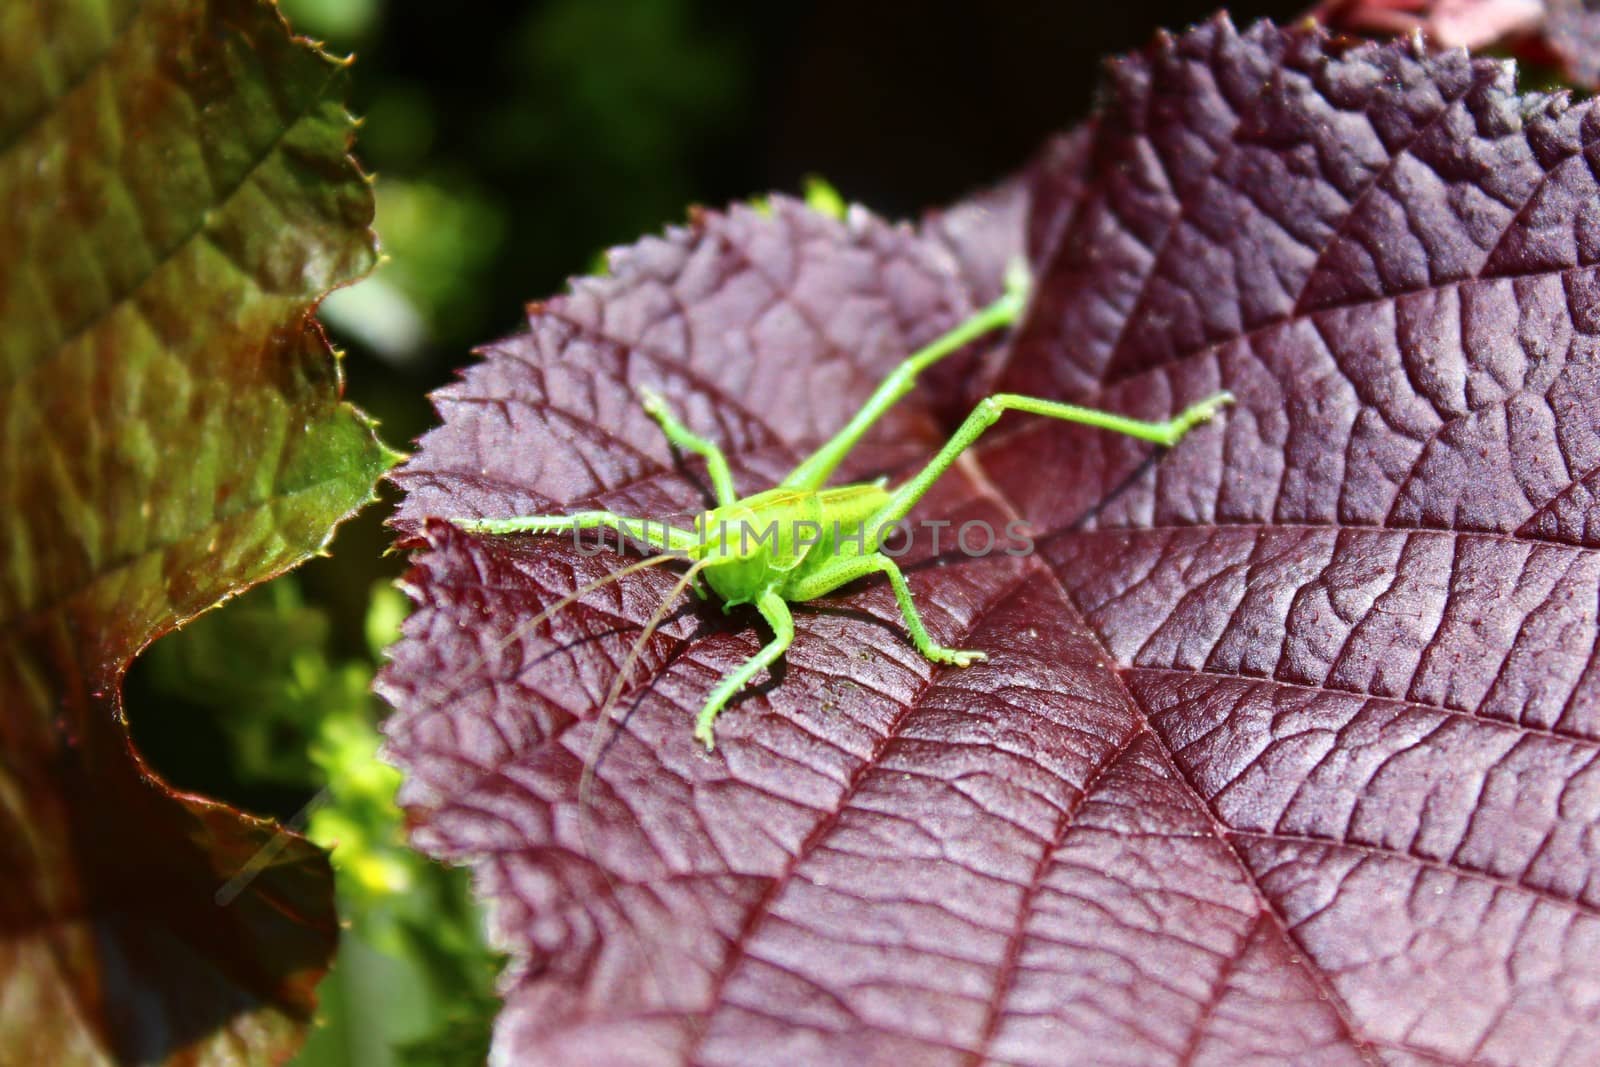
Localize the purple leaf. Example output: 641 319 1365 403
381 17 1600 1065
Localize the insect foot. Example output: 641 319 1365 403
1161 390 1236 445
926 647 988 668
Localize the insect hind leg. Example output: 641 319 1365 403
781 261 1032 491
867 390 1234 535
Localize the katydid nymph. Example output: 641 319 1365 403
457 263 1233 750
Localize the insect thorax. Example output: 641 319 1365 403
694 483 890 605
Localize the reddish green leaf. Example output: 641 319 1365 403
0 0 393 1062
382 16 1600 1066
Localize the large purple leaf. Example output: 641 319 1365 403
380 17 1600 1065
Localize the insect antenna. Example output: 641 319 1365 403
415 540 709 1027
418 549 681 714
575 556 712 1017
591 557 713 754
492 551 683 665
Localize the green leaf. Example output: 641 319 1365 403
135 577 501 1066
0 0 395 1063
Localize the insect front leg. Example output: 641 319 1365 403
456 510 701 555
694 589 794 750
787 553 985 668
637 385 738 507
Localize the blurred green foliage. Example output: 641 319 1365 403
280 0 384 41
320 178 508 363
284 0 753 436
134 579 499 1066
298 592 501 1067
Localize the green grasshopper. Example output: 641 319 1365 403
458 264 1232 749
